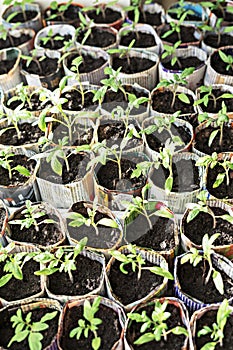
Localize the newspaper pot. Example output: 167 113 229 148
66 201 123 257
124 297 193 350
0 147 39 207
57 295 126 350
36 150 95 209
159 46 207 91
94 152 149 211
174 251 233 313
21 49 63 90
2 3 42 32
0 48 21 92
166 1 208 26
0 244 45 308
0 298 62 350
126 2 165 30
5 201 66 250
110 49 159 91
0 201 9 248
118 23 162 55
204 46 233 86
85 3 125 30
106 246 170 312
149 152 203 214
63 46 109 86
208 1 233 27
8 28 35 55
181 199 233 260
201 29 233 56
143 116 194 160
34 24 76 52
43 2 83 27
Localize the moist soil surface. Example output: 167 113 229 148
0 155 35 187
77 27 116 48
146 123 191 152
151 158 200 193
127 9 163 26
198 88 233 113
126 302 187 350
112 56 155 74
204 33 233 49
0 57 17 75
44 4 82 21
183 207 233 246
0 259 41 302
67 202 121 249
195 125 233 154
207 162 233 199
211 49 233 76
120 31 156 48
126 214 175 252
0 123 45 146
177 259 233 304
22 56 59 76
61 89 97 111
47 254 103 295
97 158 147 191
152 90 195 114
8 10 37 23
67 53 106 73
195 309 233 349
0 306 60 350
87 8 122 24
108 258 164 305
39 34 72 50
158 24 198 44
60 302 122 350
52 123 94 147
0 33 31 50
161 56 203 71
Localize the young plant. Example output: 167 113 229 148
194 85 233 111
39 27 67 50
0 108 34 140
34 237 87 283
167 0 195 21
82 0 118 21
76 11 94 47
181 233 224 294
162 10 193 42
21 49 46 76
8 307 58 350
200 18 233 47
69 296 102 350
3 0 34 22
0 23 16 46
161 40 182 68
200 0 233 18
110 244 174 280
0 148 31 181
46 0 73 21
108 39 135 67
197 298 232 349
124 0 152 24
127 299 188 345
218 49 233 72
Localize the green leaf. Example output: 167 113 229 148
97 218 118 228
213 173 225 188
8 330 29 347
187 208 200 223
165 176 173 193
208 129 219 147
149 266 174 280
220 214 233 224
0 273 12 287
213 270 224 295
171 326 188 336
28 332 43 350
134 332 155 345
178 93 190 104
14 165 31 177
40 311 58 323
92 337 101 350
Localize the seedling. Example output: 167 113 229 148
82 0 118 21
200 18 233 47
76 11 94 47
197 299 232 349
124 0 152 24
39 28 67 50
0 108 34 140
46 0 73 21
167 0 195 21
21 49 47 76
194 85 233 111
9 200 55 232
181 233 224 294
161 40 182 68
110 244 174 280
108 39 135 67
127 299 188 345
200 0 233 18
0 148 31 181
8 308 58 350
162 10 192 42
218 49 233 72
0 24 16 46
34 237 87 283
69 296 102 350
3 0 34 23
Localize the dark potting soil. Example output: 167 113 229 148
204 33 233 49
211 50 233 76
161 56 203 71
97 158 147 191
87 8 122 24
61 89 97 111
0 123 45 146
177 259 233 304
126 214 175 252
152 90 195 114
8 10 37 23
151 159 200 193
198 88 233 113
77 27 116 48
6 93 50 112
0 57 16 75
108 258 164 305
67 53 106 73
22 56 59 76
47 254 103 295
52 123 94 147
168 10 202 21
126 303 187 350
98 121 142 150
146 123 191 152
120 31 156 48
207 162 233 199
195 125 233 154
0 155 35 187
127 9 163 26
112 56 155 74
60 302 122 350
0 33 31 50
183 207 233 246
0 259 41 301
212 7 233 22
45 4 82 21
0 306 60 350
195 309 233 350
158 24 198 44
67 202 121 249
40 34 72 50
